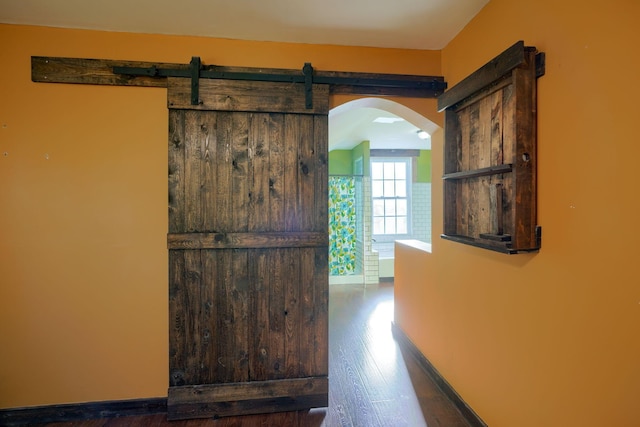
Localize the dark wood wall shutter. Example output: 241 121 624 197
438 41 544 254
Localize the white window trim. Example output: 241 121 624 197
371 157 412 241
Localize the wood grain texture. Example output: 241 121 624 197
167 78 330 115
248 249 270 381
167 78 329 419
247 114 270 231
442 164 512 180
32 56 446 98
501 82 516 241
268 249 287 381
458 106 470 237
437 40 526 111
167 232 328 249
440 42 540 253
168 378 328 420
168 111 186 234
313 116 329 234
268 114 286 231
283 115 301 232
31 56 182 86
512 49 538 247
169 250 187 387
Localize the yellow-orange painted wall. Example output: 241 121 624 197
0 24 441 408
395 1 640 426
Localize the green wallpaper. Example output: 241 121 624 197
328 150 352 175
352 141 370 176
329 143 430 181
416 150 432 183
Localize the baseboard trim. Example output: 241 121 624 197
0 397 167 426
391 322 488 427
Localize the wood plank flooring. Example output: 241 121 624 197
29 283 470 427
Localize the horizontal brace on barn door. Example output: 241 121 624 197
168 377 328 420
167 231 329 250
31 56 447 98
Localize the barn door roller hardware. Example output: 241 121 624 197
111 56 448 108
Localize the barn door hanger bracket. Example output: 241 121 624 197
114 57 315 108
303 62 313 109
113 57 449 108
112 56 202 105
190 56 201 105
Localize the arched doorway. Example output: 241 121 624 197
328 98 439 285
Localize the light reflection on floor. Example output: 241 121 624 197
367 299 397 368
325 283 465 426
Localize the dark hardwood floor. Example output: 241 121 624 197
29 283 470 427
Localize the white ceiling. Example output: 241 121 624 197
330 107 430 151
0 0 488 50
0 0 488 151
330 100 440 151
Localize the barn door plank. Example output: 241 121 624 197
269 248 287 381
168 110 185 233
269 114 287 231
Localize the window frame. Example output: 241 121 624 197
370 157 412 240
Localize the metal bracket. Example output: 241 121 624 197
190 56 201 105
303 62 314 109
535 52 546 78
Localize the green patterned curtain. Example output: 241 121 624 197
328 176 356 275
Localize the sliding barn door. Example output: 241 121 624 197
166 77 329 420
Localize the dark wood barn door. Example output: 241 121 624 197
166 77 329 420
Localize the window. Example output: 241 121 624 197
372 159 410 236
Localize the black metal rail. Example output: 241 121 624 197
113 56 447 108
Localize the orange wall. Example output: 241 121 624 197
0 24 441 408
395 1 640 426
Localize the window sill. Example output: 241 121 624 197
395 239 432 254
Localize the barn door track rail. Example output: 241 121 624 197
32 56 447 106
